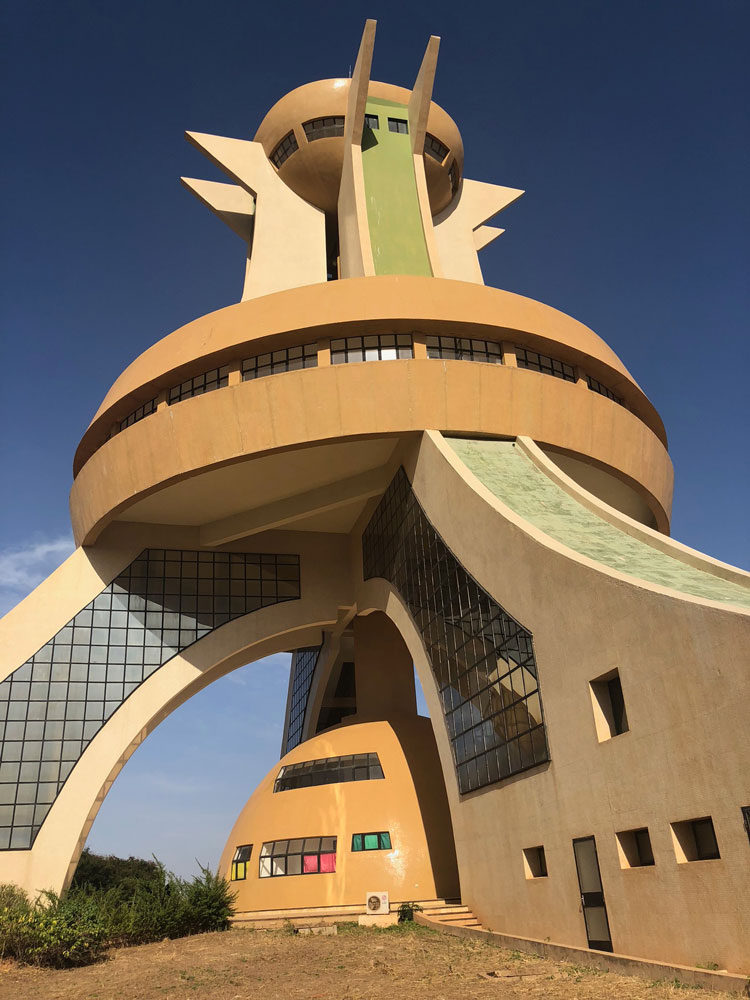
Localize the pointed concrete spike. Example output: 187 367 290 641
460 179 524 228
181 177 255 241
473 225 504 250
408 35 440 154
344 19 376 145
185 131 265 196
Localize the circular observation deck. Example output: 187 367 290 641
70 275 673 545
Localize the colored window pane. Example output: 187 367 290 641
319 852 336 873
379 832 392 850
352 834 363 852
303 854 319 873
364 833 379 850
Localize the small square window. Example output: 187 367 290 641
364 114 379 130
671 816 721 863
522 845 547 879
615 827 655 868
589 669 629 741
388 117 409 134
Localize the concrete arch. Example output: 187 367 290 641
0 529 352 897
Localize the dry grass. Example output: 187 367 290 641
0 922 730 1000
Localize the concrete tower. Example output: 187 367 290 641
1 20 748 972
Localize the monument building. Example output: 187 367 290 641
1 19 748 973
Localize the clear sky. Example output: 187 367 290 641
1 0 748 876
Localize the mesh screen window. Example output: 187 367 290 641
284 644 322 754
425 336 502 365
516 347 576 383
330 335 412 364
242 344 317 380
168 366 230 405
274 753 384 792
0 549 300 850
259 836 336 877
362 468 549 795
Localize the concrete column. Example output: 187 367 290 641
353 611 418 720
317 338 331 367
228 360 242 386
501 341 517 367
412 333 428 359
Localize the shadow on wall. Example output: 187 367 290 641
390 714 461 901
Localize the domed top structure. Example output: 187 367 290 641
253 78 464 215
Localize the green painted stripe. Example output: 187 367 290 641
361 97 432 277
447 438 750 608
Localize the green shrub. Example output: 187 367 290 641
396 901 423 922
0 861 236 968
71 848 161 892
0 887 106 967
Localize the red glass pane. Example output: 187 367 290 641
319 852 336 873
303 854 319 873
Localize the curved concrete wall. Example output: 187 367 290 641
351 432 749 972
70 361 673 544
74 275 666 471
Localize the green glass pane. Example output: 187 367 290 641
379 832 392 850
364 833 378 850
352 834 363 852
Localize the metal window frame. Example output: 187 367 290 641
362 468 549 796
258 836 337 878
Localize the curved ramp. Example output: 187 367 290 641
447 437 749 608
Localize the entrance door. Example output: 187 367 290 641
572 836 613 952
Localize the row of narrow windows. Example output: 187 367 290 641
271 117 454 167
112 335 625 439
525 808 750 879
273 752 384 792
230 830 393 880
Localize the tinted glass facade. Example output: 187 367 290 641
362 468 549 795
284 644 322 754
0 549 300 850
274 752 384 792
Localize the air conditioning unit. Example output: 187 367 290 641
366 891 389 913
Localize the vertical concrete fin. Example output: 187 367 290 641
338 20 377 278
408 35 440 155
408 35 443 276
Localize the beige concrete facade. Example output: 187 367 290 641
1 17 747 981
219 718 459 912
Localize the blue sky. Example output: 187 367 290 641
1 0 748 876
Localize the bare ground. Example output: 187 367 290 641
0 923 732 1000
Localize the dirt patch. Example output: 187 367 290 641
0 923 732 1000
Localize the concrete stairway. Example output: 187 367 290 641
423 902 483 930
231 897 466 930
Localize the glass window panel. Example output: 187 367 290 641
364 833 378 850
